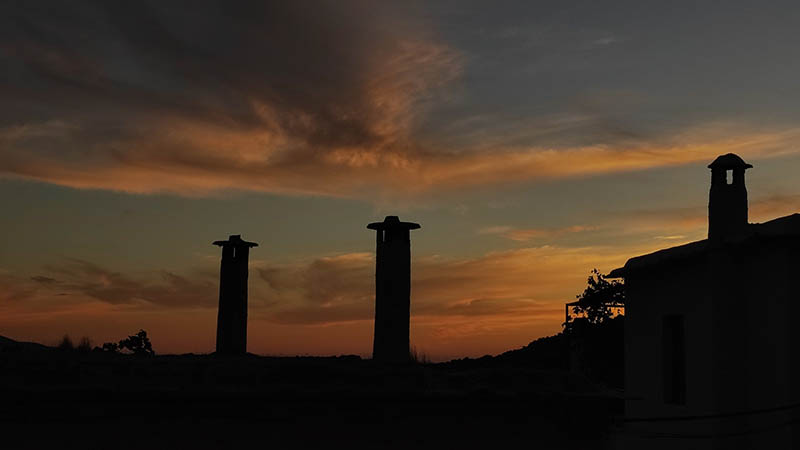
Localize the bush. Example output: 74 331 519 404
99 342 119 353
57 334 74 351
567 269 624 327
410 345 430 364
77 337 92 353
118 329 155 356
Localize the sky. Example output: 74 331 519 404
2 1 800 360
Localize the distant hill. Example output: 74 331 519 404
439 316 624 388
439 332 568 370
494 332 569 368
0 335 52 352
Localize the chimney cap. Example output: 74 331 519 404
708 153 753 170
367 216 421 231
213 234 258 247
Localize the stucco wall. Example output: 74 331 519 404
622 236 800 449
625 253 712 419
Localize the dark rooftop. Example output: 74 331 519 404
367 216 421 230
707 153 753 170
212 234 259 247
608 213 800 278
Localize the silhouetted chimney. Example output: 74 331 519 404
367 216 421 363
213 235 258 355
708 153 752 241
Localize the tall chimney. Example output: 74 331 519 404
213 235 258 355
708 153 752 242
367 216 421 362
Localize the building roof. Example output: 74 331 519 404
708 153 753 169
213 235 259 247
367 215 421 230
608 213 800 278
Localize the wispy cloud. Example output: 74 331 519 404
1 243 637 352
481 225 597 242
473 191 800 257
478 226 514 235
30 258 218 308
2 3 800 201
606 193 800 239
589 36 621 47
749 194 800 222
4 117 800 201
654 235 687 241
0 1 461 198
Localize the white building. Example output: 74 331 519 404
610 154 800 449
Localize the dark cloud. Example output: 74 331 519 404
30 275 57 284
256 253 374 324
0 273 39 303
1 2 388 130
5 1 798 199
0 1 462 196
33 258 217 308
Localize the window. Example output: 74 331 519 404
662 314 686 405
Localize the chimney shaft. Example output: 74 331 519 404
367 216 420 362
213 235 258 355
708 154 752 241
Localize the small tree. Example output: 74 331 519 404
564 269 626 387
410 345 430 364
58 334 74 351
568 269 624 326
118 329 155 356
100 342 119 353
76 336 92 353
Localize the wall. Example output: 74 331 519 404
621 237 800 449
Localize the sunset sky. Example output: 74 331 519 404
3 1 800 360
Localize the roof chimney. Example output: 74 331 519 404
708 154 752 241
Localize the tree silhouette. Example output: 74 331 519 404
76 336 92 353
118 329 155 356
57 334 74 351
563 269 625 387
567 269 624 327
100 342 119 353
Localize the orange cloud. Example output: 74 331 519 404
4 119 799 202
3 2 800 201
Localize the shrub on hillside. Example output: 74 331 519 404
118 329 155 356
57 334 74 351
76 336 92 353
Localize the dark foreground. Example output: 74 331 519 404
0 339 622 449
